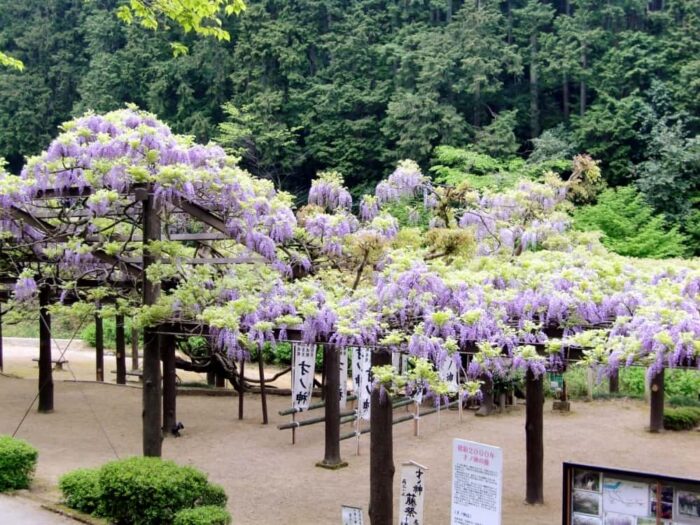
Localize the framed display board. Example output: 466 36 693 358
563 462 700 525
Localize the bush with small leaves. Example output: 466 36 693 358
663 407 700 431
174 506 232 525
198 483 228 508
97 457 210 525
58 468 102 514
0 435 38 491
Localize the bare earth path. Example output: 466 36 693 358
1 374 698 525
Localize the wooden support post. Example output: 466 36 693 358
369 351 394 525
94 312 104 382
649 368 665 433
320 347 326 402
131 326 139 370
206 339 215 386
609 369 619 394
142 186 162 457
238 359 245 420
216 371 226 388
258 352 268 425
115 315 126 385
476 373 496 416
317 345 347 469
525 369 544 505
38 287 53 413
161 333 177 436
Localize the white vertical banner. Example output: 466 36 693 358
339 347 348 410
292 343 317 411
439 355 459 393
399 461 428 525
351 347 373 421
359 347 372 421
341 505 364 525
451 439 503 525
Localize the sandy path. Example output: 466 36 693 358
0 494 75 524
0 374 698 525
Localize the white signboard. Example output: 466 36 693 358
602 477 649 517
451 439 503 525
352 348 372 421
339 347 348 410
341 505 364 525
439 355 459 393
400 461 428 525
292 343 317 411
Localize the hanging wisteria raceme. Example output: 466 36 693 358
308 171 353 211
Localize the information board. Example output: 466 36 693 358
341 505 363 525
563 462 700 525
451 439 503 525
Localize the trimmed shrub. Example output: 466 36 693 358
198 483 228 508
0 435 38 491
58 468 102 514
663 407 700 431
98 457 210 525
174 506 232 525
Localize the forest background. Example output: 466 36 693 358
0 0 699 257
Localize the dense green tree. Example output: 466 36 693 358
0 0 698 219
573 186 689 258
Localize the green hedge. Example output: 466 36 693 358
174 506 232 525
0 435 38 491
58 468 102 515
59 457 229 525
664 407 700 431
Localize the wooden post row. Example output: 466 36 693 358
95 311 104 382
38 286 53 413
649 368 665 433
369 351 394 525
161 333 177 435
141 186 163 457
525 369 544 505
115 315 126 384
317 345 346 469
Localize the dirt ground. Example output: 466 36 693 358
1 341 699 525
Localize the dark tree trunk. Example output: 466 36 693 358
258 351 268 425
216 368 226 388
563 72 570 119
446 0 453 22
131 326 139 370
95 312 104 382
369 351 394 525
529 33 540 139
115 315 126 385
318 345 346 468
649 368 665 433
238 359 245 420
525 369 544 504
161 333 177 436
142 187 162 457
38 287 53 413
579 45 587 116
476 373 496 416
609 370 619 394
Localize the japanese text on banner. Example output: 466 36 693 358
400 461 428 525
292 343 317 411
352 347 372 421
